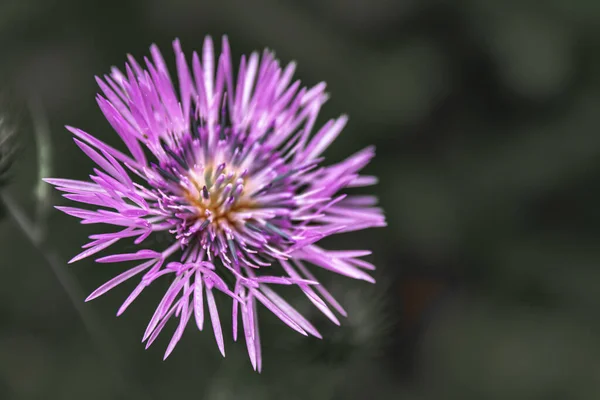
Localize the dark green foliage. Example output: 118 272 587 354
0 118 15 188
0 117 16 220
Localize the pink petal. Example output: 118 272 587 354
326 250 372 258
280 260 340 325
164 303 192 360
69 238 119 264
260 286 321 338
143 276 187 341
231 281 242 342
193 270 205 331
295 261 347 317
253 276 318 285
44 178 102 192
96 249 160 263
145 299 181 349
116 280 147 316
74 139 122 183
251 289 308 337
205 287 225 357
241 297 257 370
85 259 155 301
66 126 141 170
252 297 262 372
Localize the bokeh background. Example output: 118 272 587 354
1 0 600 399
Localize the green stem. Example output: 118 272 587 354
0 191 153 399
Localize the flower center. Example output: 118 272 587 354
181 163 253 232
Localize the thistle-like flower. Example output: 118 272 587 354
46 36 385 370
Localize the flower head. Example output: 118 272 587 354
46 36 385 370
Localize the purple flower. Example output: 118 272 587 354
46 36 385 371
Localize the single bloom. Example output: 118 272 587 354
46 36 385 371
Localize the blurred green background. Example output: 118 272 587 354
1 0 600 399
